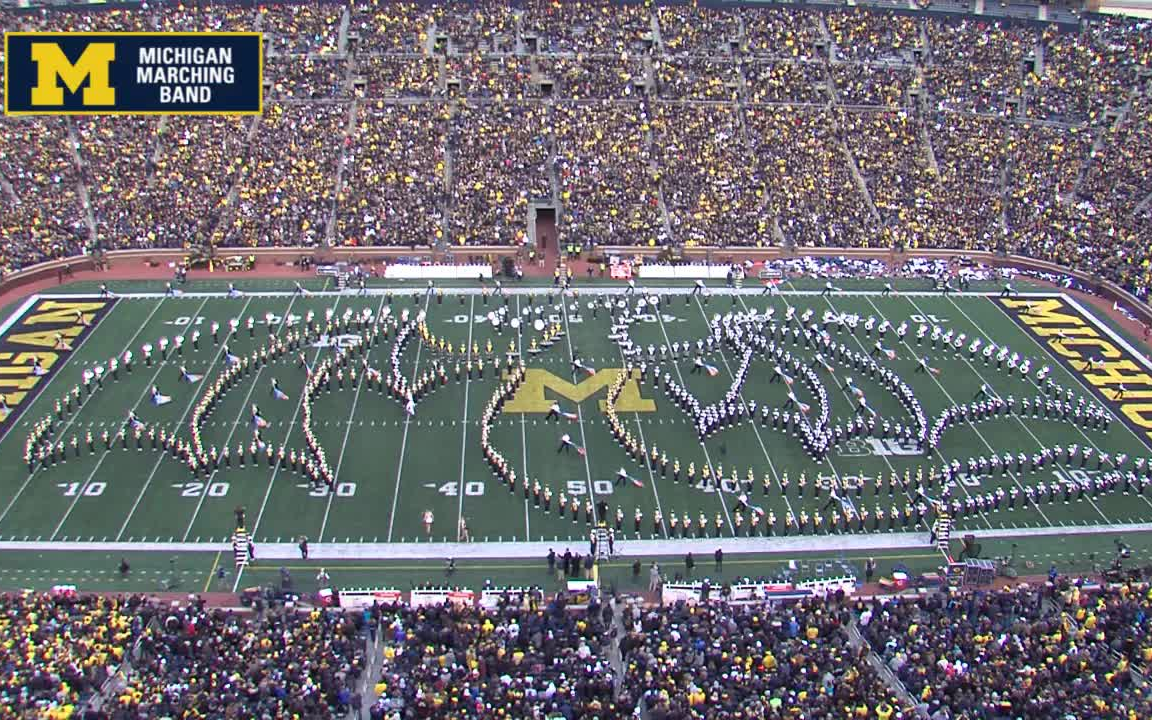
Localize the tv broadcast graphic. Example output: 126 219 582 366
0 2 1151 718
4 31 262 115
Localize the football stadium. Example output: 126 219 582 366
0 0 1151 717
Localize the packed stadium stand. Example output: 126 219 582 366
0 0 1148 298
2 1 1152 716
7 577 1152 718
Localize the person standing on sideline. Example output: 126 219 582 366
685 552 695 576
547 548 556 575
298 536 309 560
715 548 723 571
649 563 662 592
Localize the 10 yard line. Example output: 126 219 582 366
51 295 215 540
318 292 388 541
384 293 434 543
176 293 299 541
0 298 151 528
943 296 1128 520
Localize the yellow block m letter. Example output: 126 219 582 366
504 369 656 413
30 43 116 106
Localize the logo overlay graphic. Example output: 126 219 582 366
4 32 262 115
998 296 1152 449
0 297 116 437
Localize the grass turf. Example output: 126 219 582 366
0 278 1150 595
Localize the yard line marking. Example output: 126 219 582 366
856 295 998 529
0 297 147 528
901 295 1053 526
319 292 389 541
176 294 299 541
113 295 249 539
815 295 925 524
454 296 477 542
652 298 734 536
49 296 212 540
513 295 531 542
385 293 434 543
560 293 600 525
609 319 667 539
242 289 343 564
945 295 1128 520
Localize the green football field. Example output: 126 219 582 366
0 276 1150 592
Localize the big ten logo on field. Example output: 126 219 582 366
999 296 1152 449
4 32 263 115
503 368 656 414
0 298 115 436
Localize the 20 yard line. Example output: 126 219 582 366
318 292 388 541
0 298 151 528
384 293 434 543
51 295 215 540
454 296 477 541
176 294 300 541
900 295 1053 526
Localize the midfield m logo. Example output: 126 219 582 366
4 32 263 115
504 369 656 413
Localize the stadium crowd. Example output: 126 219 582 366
0 2 1150 300
3 578 1152 717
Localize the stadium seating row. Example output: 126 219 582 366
0 3 1148 302
4 578 1151 719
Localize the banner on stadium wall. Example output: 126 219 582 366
638 265 734 280
661 583 702 605
384 264 493 280
610 263 633 281
795 576 857 597
479 587 532 609
410 588 475 607
0 296 117 440
337 588 402 609
4 32 263 115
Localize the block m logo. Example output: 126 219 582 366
30 43 116 107
504 369 656 413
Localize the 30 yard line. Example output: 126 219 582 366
454 295 476 542
384 293 433 543
51 295 216 540
176 293 300 541
815 295 928 525
318 292 388 541
0 297 151 528
900 295 1053 526
233 290 342 591
652 297 734 536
